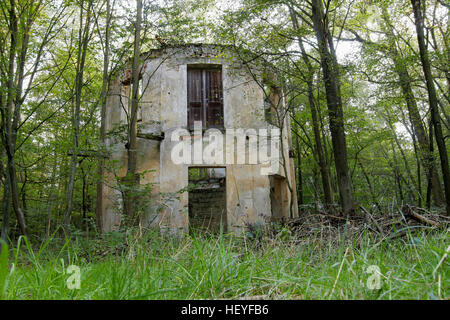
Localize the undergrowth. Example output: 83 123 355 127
0 227 448 300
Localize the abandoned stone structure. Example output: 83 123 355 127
100 44 298 235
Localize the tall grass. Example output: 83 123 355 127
0 228 448 299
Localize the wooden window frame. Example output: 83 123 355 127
187 65 224 130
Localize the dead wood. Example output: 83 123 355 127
286 204 447 242
402 205 441 228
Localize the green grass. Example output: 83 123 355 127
0 228 448 300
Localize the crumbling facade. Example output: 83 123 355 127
100 44 298 235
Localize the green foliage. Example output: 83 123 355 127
0 242 8 299
0 230 448 299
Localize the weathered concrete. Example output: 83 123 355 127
100 44 298 235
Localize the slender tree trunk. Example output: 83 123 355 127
409 119 423 207
351 8 445 207
1 0 28 237
310 0 355 215
399 108 423 206
391 142 404 203
20 168 28 214
385 112 417 198
380 9 445 207
358 160 380 210
1 161 11 243
290 7 333 207
312 166 320 211
81 166 87 229
390 131 416 202
411 0 450 215
296 134 304 207
415 141 422 208
46 148 58 238
96 0 112 234
0 0 65 237
124 0 142 223
64 1 93 226
7 158 27 236
426 117 434 210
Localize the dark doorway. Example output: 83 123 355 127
270 175 287 221
188 167 227 233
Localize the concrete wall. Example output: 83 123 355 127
101 44 298 235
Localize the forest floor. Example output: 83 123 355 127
0 206 449 300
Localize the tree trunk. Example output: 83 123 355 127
296 134 304 207
289 7 333 207
1 161 11 243
7 157 27 236
81 166 87 229
96 0 112 234
411 0 450 215
385 111 417 199
64 1 93 226
426 117 434 210
358 160 380 211
124 0 142 223
391 142 404 203
401 111 423 207
310 0 355 215
46 147 58 238
380 9 445 208
0 0 28 237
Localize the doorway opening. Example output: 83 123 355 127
188 167 227 233
270 175 288 221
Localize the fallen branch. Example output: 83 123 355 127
402 205 441 228
316 213 347 221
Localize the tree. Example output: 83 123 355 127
339 2 445 208
289 5 333 208
96 0 113 233
0 0 69 238
411 0 450 215
64 0 95 226
309 0 355 215
123 0 143 224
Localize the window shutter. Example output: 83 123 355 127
187 69 203 129
188 67 223 129
205 70 223 128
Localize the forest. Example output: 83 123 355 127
0 0 449 300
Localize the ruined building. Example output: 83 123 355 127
99 44 298 235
